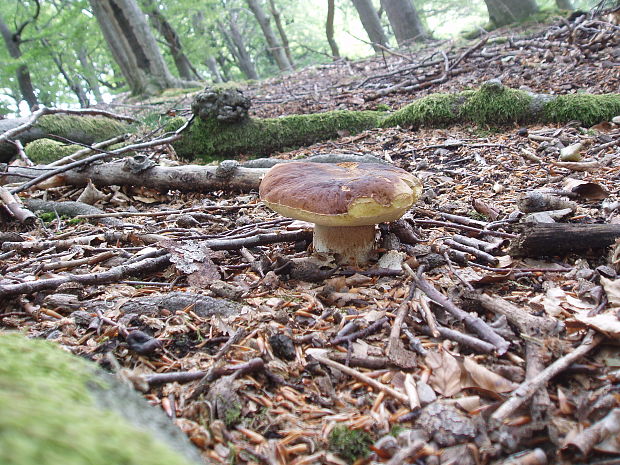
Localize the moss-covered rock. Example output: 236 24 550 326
171 110 383 160
0 332 201 465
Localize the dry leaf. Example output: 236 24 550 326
461 357 518 394
601 276 620 307
563 178 609 200
573 311 620 339
425 348 462 397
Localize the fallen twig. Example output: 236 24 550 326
491 331 604 424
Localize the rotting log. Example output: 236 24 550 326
170 81 620 160
2 162 268 193
509 223 620 257
0 114 131 163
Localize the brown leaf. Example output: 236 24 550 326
425 348 462 397
462 357 518 394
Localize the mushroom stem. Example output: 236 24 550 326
312 224 376 264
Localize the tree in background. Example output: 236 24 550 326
381 0 428 45
142 0 202 81
268 0 294 68
555 0 574 9
246 0 293 72
218 8 260 80
88 0 197 95
0 1 40 110
350 0 390 52
326 0 341 58
483 0 539 27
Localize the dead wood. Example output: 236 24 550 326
509 223 620 257
491 331 604 424
0 107 135 163
403 264 510 355
0 187 36 225
23 199 124 226
3 160 267 194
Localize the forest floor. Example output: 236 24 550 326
1 9 620 465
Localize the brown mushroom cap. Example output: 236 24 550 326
259 161 422 226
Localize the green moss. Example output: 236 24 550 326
543 93 620 127
459 85 533 125
381 93 458 128
36 115 129 143
173 110 382 160
223 403 242 427
328 425 371 464
0 333 196 465
25 138 82 164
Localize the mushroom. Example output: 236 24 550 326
259 161 422 264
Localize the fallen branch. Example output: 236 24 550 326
4 159 267 194
491 331 603 424
308 351 409 404
403 263 510 355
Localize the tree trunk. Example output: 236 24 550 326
555 0 573 9
218 14 259 80
381 0 428 46
88 0 197 95
483 0 539 27
143 0 201 81
246 0 292 72
326 0 341 59
0 15 39 110
268 0 294 68
206 56 224 83
350 0 389 52
77 47 105 104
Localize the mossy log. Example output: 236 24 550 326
0 332 201 465
170 110 384 160
0 114 130 163
173 81 620 160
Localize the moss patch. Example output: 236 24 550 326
381 93 458 128
36 115 129 144
328 425 371 464
24 138 82 164
543 93 620 127
459 84 533 125
172 110 383 161
0 332 196 465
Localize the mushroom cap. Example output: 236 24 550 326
259 161 422 227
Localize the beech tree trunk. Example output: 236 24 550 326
206 56 224 83
88 0 196 95
326 0 341 59
555 0 573 9
381 0 428 46
350 0 390 52
0 14 39 110
246 0 292 72
483 0 539 27
268 0 294 68
218 13 259 80
78 47 105 104
143 0 201 81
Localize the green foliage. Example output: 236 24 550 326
328 425 371 464
542 93 620 127
0 332 196 465
171 110 383 160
